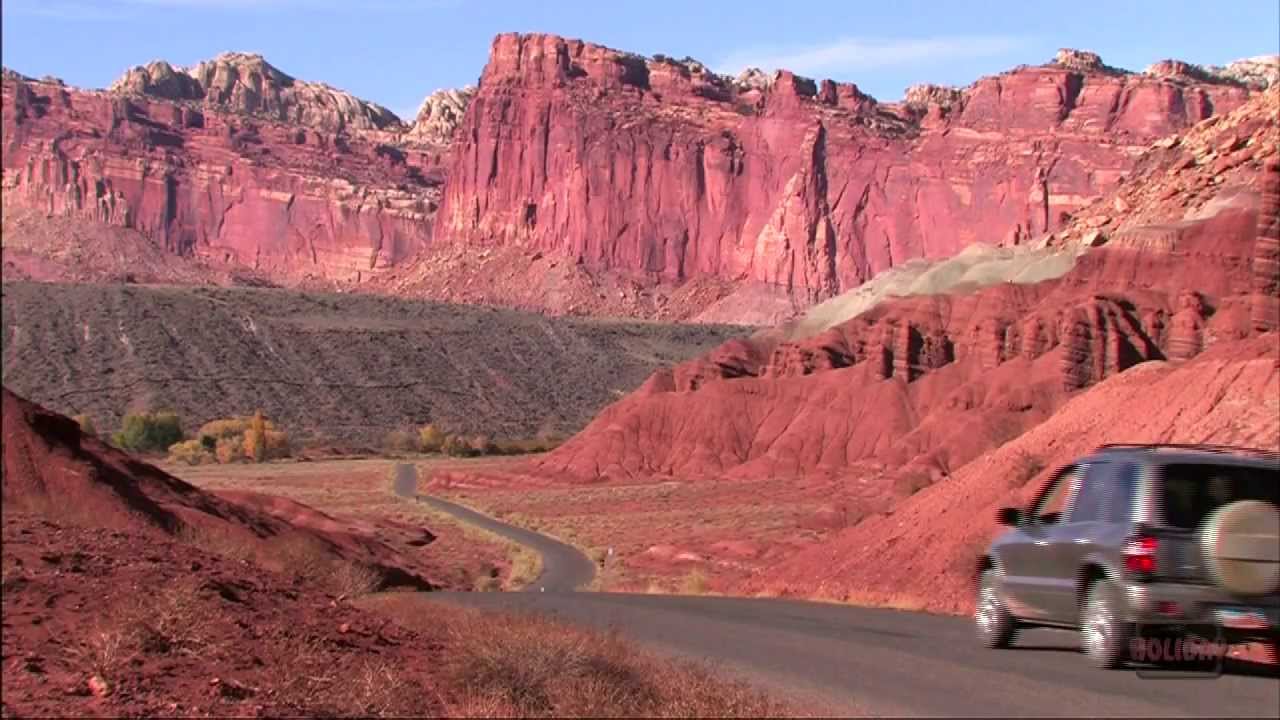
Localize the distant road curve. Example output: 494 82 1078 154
414 493 1279 717
417 494 597 592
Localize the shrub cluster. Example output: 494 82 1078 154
167 410 290 465
381 423 565 458
112 411 184 454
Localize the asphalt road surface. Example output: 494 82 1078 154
417 495 1280 717
417 494 597 591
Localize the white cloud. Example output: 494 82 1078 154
716 35 1028 79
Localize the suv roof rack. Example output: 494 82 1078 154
1095 443 1280 460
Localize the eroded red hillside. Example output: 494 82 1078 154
1 386 448 591
748 333 1279 612
502 87 1278 490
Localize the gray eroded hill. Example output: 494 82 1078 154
1 282 746 446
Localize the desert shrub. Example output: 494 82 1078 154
492 435 566 455
72 414 97 437
198 416 250 441
272 535 383 598
469 434 496 455
680 568 710 595
168 439 214 466
441 433 477 458
194 412 289 463
328 560 383 599
243 410 269 462
402 604 789 717
1010 449 1046 488
215 436 242 464
418 423 446 453
264 429 291 458
111 411 184 453
893 470 934 497
382 429 418 455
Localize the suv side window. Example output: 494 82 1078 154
1106 463 1140 523
1030 464 1082 525
1070 462 1111 523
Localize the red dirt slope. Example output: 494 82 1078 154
1 386 444 591
1 513 444 718
748 333 1280 611
514 87 1278 492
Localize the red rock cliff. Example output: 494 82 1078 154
435 34 1252 305
1 63 449 281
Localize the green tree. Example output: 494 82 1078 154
111 411 184 453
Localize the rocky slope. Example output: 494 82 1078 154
1 387 449 590
749 332 1279 612
0 282 743 445
4 40 1274 323
515 87 1278 487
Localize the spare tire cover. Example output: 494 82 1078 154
1200 500 1280 596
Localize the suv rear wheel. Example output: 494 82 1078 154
1081 578 1132 668
976 568 1017 648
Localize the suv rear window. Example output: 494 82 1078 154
1159 463 1280 530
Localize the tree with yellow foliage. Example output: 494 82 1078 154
243 409 268 463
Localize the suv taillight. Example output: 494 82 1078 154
1123 535 1158 576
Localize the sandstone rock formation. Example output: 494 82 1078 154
519 87 1278 484
435 34 1253 312
1207 55 1280 89
1253 160 1280 331
110 53 403 132
0 37 1269 321
3 69 444 281
408 86 476 145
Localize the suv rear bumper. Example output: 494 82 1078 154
1125 582 1280 636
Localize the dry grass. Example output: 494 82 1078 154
679 568 710 595
364 598 793 718
261 634 442 717
1009 449 1045 489
67 578 214 685
404 500 542 591
126 578 215 655
824 589 932 614
72 629 130 682
271 535 385 598
505 546 543 591
175 523 257 564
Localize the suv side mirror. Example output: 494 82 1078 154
996 507 1022 526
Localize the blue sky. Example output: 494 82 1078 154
2 0 1277 121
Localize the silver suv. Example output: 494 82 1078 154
975 444 1280 668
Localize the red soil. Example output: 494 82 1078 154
746 334 1280 611
1 386 450 591
0 513 444 718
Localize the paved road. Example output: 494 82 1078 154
417 495 1279 716
417 494 596 592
